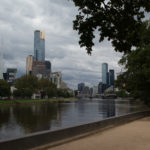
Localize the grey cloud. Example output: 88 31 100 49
0 0 123 89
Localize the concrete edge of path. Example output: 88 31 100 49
0 110 150 150
30 125 116 150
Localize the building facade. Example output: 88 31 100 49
92 86 98 97
50 72 62 88
45 61 51 72
109 69 115 86
6 68 17 84
34 30 45 62
26 55 33 75
78 83 85 92
98 82 103 94
102 63 108 84
32 61 51 79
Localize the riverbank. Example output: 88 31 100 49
38 117 150 150
0 98 77 105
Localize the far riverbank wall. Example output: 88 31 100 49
0 110 150 150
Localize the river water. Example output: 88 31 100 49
0 98 147 141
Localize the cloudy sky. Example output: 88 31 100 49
0 0 123 89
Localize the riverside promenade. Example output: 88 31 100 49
36 117 150 150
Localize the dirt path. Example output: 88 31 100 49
47 117 150 150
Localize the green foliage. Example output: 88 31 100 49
14 75 72 99
0 79 10 97
72 0 150 54
13 89 21 97
38 78 56 91
47 88 57 98
15 75 38 93
56 89 72 98
13 88 32 98
115 90 129 98
74 90 78 97
38 78 57 98
116 44 150 104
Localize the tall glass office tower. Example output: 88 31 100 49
109 69 115 86
102 63 108 84
34 30 45 62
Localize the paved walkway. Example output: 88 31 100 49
47 117 150 150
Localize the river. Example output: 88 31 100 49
0 98 147 141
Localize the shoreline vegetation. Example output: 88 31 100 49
0 97 77 105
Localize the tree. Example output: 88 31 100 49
0 79 10 97
72 0 150 54
13 88 32 98
14 75 38 98
38 78 57 98
116 43 150 104
47 88 56 98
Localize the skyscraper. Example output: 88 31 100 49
102 63 108 84
109 69 115 86
78 83 85 92
34 30 45 62
26 55 33 75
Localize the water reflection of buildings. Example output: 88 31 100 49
0 100 142 141
99 99 116 118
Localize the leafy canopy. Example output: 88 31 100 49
117 43 150 104
0 79 10 97
72 0 150 54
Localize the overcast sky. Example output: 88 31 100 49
0 0 123 89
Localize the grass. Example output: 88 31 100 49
0 97 77 105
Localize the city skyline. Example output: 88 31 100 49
0 0 122 89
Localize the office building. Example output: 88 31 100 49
109 69 115 86
50 72 62 89
78 83 85 92
45 61 51 72
98 82 103 94
92 86 98 97
82 86 90 96
102 63 108 84
26 55 33 75
6 68 17 84
32 61 51 79
32 30 51 79
34 30 45 62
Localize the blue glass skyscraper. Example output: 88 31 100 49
34 30 45 62
102 63 108 84
109 69 115 86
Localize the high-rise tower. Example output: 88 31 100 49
34 30 45 62
26 55 33 75
109 69 115 86
102 63 108 84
